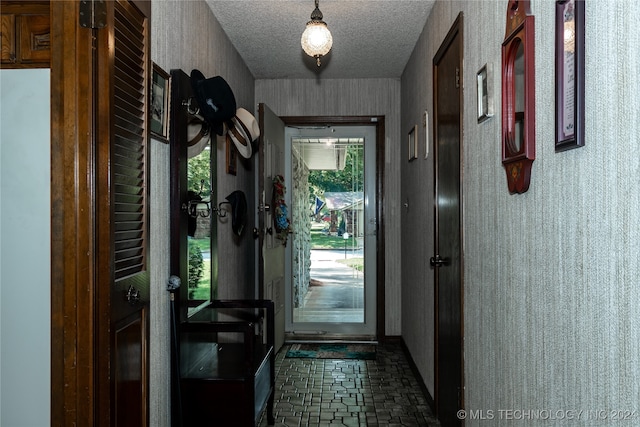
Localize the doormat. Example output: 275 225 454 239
285 343 376 360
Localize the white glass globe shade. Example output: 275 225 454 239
301 22 333 58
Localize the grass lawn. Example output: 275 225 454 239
310 222 358 249
336 257 364 272
310 222 364 272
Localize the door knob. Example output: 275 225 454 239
126 285 140 304
429 254 450 268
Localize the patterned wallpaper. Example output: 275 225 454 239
401 0 640 424
149 2 256 425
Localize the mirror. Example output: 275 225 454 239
512 42 525 153
170 70 219 322
184 113 218 317
501 0 535 194
187 130 215 310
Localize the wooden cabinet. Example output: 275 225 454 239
1 1 50 68
180 300 276 426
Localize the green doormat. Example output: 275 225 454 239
285 343 376 360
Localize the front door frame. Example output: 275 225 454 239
280 115 386 341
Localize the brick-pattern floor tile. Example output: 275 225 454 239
259 342 440 427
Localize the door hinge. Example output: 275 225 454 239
79 0 107 29
455 67 460 89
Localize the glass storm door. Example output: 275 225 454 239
284 124 377 338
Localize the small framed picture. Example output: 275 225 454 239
423 110 429 159
555 0 585 151
150 62 171 143
226 135 237 175
408 124 418 161
476 63 494 123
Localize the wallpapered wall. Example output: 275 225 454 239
150 2 256 425
401 0 640 424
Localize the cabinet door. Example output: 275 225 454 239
19 13 50 63
1 14 16 63
0 1 50 67
95 1 152 425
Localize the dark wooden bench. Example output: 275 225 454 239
179 300 275 426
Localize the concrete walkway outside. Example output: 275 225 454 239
294 249 364 323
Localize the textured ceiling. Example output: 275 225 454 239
205 0 436 79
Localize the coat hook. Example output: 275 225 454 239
182 97 200 116
181 200 230 219
182 200 211 218
212 202 229 218
183 181 213 218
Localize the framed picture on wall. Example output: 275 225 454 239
408 125 418 161
423 110 429 159
555 0 585 151
150 62 171 143
226 135 237 175
476 63 494 123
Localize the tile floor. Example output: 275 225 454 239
259 342 441 427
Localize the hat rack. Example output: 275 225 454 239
181 199 230 219
181 180 230 219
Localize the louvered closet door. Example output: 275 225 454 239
96 1 151 426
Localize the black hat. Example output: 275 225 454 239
225 190 247 237
190 69 236 136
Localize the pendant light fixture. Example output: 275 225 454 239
300 0 333 67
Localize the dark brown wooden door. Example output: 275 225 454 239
96 1 151 426
50 1 150 425
432 13 464 427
